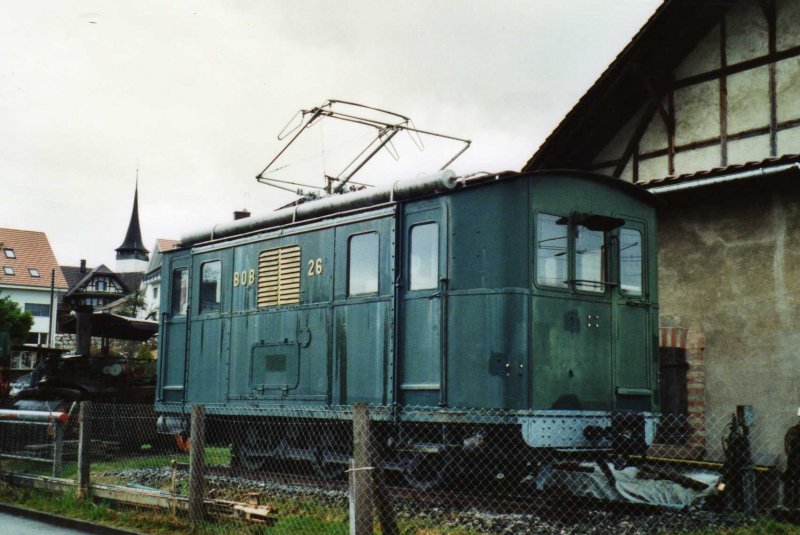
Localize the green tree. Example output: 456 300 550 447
0 295 34 344
116 288 146 318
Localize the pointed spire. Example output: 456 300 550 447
116 179 149 263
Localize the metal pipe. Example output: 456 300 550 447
646 163 800 194
182 170 458 245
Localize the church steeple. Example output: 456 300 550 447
115 178 149 272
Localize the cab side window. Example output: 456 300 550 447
199 261 221 313
348 232 379 296
171 268 188 315
619 228 643 297
535 213 568 288
574 225 605 293
409 223 438 290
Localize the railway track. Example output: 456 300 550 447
185 460 632 519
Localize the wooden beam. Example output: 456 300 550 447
613 103 658 179
720 17 728 167
675 44 800 89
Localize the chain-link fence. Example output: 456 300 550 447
0 400 797 534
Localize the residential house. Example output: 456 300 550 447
0 228 68 369
140 239 179 320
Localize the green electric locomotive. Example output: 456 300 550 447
155 169 660 486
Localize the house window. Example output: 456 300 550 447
28 268 40 278
257 245 301 307
96 279 106 291
348 232 379 296
3 266 14 276
535 213 568 289
11 349 39 370
23 332 47 346
24 303 51 317
199 261 222 313
409 223 439 290
3 248 15 259
619 228 643 297
153 286 158 301
171 269 188 315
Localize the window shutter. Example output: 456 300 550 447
258 245 301 307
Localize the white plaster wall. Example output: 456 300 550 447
637 155 668 182
728 135 771 165
776 0 800 51
638 105 669 154
619 158 634 182
778 125 800 154
675 80 720 146
117 258 147 274
594 108 643 163
776 56 800 123
674 145 722 176
674 24 720 80
140 279 161 320
727 66 770 134
726 0 768 65
1 286 61 337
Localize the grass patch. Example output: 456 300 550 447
0 445 229 482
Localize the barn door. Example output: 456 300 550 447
400 204 445 407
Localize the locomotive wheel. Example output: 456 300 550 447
402 451 450 491
313 427 348 480
234 427 277 472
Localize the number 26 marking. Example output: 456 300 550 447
307 258 323 276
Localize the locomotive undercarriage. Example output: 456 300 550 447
222 416 649 491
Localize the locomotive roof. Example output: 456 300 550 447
179 169 659 248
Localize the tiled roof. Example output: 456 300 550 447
0 228 68 290
641 154 800 189
118 272 144 292
156 239 179 253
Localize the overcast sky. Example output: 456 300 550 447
0 1 659 269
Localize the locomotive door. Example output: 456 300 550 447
531 212 613 410
400 204 445 406
186 251 231 404
612 221 652 410
158 256 190 404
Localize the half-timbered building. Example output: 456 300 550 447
526 0 800 460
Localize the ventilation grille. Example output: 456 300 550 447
258 245 301 307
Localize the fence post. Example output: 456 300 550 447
77 401 91 498
350 403 373 535
188 404 206 524
374 462 399 535
52 419 64 478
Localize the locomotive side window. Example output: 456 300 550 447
409 222 438 290
619 228 643 297
574 225 605 293
199 261 221 313
257 245 301 307
535 213 568 288
171 268 188 315
348 232 379 296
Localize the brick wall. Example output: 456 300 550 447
656 327 706 457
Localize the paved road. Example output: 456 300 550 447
0 510 95 534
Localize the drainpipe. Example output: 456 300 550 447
48 269 56 348
646 163 800 194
